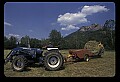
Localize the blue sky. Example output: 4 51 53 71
4 2 115 40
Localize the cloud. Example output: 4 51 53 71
8 34 20 37
81 5 109 15
51 23 56 26
29 30 33 32
57 5 109 31
4 22 12 26
58 12 87 26
61 25 79 30
65 34 69 36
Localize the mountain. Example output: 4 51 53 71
79 23 103 31
64 23 105 40
63 24 115 50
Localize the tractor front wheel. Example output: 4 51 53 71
11 55 27 72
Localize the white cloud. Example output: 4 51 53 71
81 5 109 15
57 5 109 31
58 12 87 26
4 22 12 26
61 25 79 30
65 33 68 36
8 34 20 37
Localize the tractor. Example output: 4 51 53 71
4 40 104 72
4 47 64 72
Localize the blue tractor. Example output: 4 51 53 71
4 47 64 71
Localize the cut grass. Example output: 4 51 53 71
4 50 115 77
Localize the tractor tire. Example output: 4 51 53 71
84 54 89 62
44 51 64 71
11 55 27 72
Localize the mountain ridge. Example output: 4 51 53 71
78 23 103 31
63 24 115 50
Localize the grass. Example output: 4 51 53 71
4 50 115 77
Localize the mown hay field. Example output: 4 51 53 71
4 50 115 77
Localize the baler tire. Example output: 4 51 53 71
84 55 89 62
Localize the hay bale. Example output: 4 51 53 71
84 41 102 53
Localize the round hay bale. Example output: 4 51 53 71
84 40 102 53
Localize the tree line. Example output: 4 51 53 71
4 19 115 50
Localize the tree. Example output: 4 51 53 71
4 36 10 49
103 19 115 49
20 35 30 47
41 38 49 49
9 36 17 49
30 38 41 48
104 19 115 30
49 29 62 47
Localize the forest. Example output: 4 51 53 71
4 19 115 50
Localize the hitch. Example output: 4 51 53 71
64 54 74 63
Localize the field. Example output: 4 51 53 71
4 50 115 77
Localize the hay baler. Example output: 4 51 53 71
65 41 104 62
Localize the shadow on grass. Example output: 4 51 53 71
22 63 43 72
23 55 103 72
64 55 103 65
64 60 81 66
44 66 65 71
28 63 43 67
90 55 103 59
28 63 65 71
23 68 31 72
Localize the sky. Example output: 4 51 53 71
4 2 115 40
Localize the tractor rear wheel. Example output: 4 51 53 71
44 51 64 71
11 55 27 72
